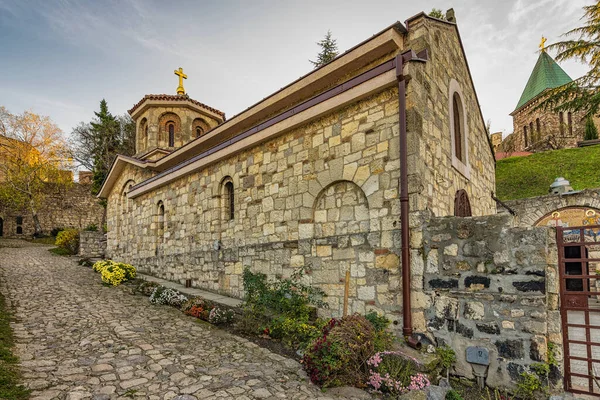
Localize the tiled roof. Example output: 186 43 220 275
495 151 533 160
128 94 225 118
513 51 573 113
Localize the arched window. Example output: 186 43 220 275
168 123 175 147
454 189 472 217
529 122 534 142
568 112 573 135
222 179 234 221
452 92 464 162
449 80 469 178
139 118 148 151
157 201 165 243
192 118 210 139
144 125 149 148
536 118 541 137
559 112 565 135
523 125 528 147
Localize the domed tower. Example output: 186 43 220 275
128 68 226 161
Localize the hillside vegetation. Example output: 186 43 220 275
495 145 600 201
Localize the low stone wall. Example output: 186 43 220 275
500 188 600 227
79 231 107 258
420 214 561 390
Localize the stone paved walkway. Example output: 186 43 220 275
0 240 369 400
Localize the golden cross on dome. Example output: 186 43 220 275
174 67 187 95
539 36 547 53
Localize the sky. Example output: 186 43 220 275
0 0 593 139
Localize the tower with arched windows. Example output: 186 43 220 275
506 40 598 153
128 93 226 160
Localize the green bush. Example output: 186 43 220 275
303 314 385 388
585 115 598 140
241 267 327 348
445 389 464 400
364 310 390 332
55 229 79 254
84 224 98 232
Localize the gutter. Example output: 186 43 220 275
395 49 428 348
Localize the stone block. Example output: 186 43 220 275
464 301 485 320
443 244 458 256
495 339 524 359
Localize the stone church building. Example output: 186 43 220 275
502 39 597 153
100 10 495 316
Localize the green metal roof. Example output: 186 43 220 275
513 51 573 113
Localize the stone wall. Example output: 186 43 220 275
420 214 561 390
500 188 600 227
0 183 104 238
510 99 587 152
79 231 107 258
404 17 496 217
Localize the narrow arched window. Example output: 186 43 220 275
568 112 573 135
144 126 149 148
225 181 234 220
196 126 203 138
529 122 534 142
452 92 464 162
454 189 472 217
559 112 565 135
168 123 175 147
536 118 541 136
157 202 165 243
524 125 528 147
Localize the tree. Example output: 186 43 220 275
585 114 599 140
539 3 600 118
309 30 339 68
429 8 445 19
71 100 136 195
0 107 72 236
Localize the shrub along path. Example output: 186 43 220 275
0 240 369 400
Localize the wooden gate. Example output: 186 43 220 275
558 225 600 396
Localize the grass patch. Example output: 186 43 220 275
48 247 71 256
496 144 600 201
30 237 56 245
0 291 30 400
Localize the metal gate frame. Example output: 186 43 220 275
558 224 600 396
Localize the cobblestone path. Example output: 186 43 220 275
0 241 368 400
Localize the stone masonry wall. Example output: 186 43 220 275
109 88 410 327
421 214 561 390
511 99 587 152
0 183 104 238
500 188 600 227
404 17 496 218
79 231 107 258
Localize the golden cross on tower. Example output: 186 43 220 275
174 67 187 95
539 36 547 53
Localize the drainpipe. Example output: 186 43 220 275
395 49 428 348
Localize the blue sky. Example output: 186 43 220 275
0 0 591 137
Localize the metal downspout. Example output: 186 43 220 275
395 49 428 347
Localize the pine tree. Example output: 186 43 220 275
310 30 339 68
539 3 600 118
585 115 598 140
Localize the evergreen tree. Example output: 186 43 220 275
539 3 600 118
310 30 339 68
71 100 135 195
585 115 599 140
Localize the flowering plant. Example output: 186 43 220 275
149 286 188 308
92 260 137 286
366 351 430 395
208 307 234 325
